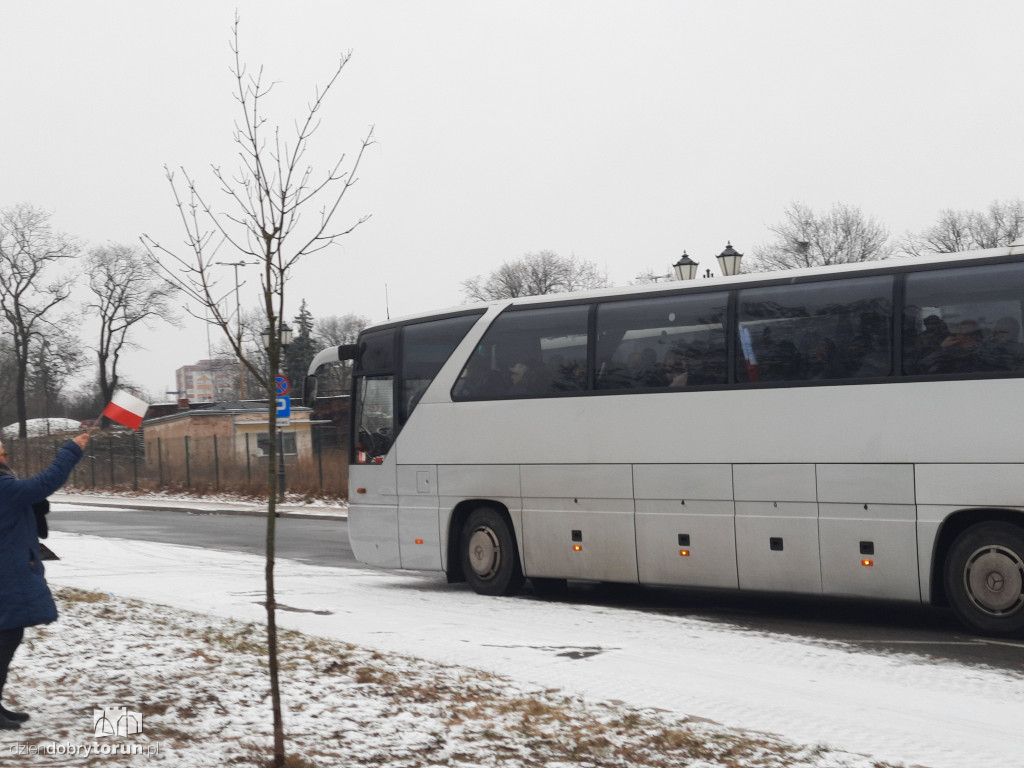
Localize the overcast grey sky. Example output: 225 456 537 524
3 1 1022 399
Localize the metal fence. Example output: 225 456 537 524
5 424 349 500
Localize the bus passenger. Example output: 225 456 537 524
509 363 532 395
922 319 984 374
633 348 666 387
760 339 803 381
454 356 505 398
807 338 843 380
978 316 1024 371
905 314 948 373
663 349 689 387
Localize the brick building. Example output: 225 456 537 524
141 400 318 470
175 359 241 403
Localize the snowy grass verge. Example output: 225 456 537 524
3 588 902 768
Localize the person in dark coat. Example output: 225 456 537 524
0 433 88 729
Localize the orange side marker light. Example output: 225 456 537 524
861 559 874 567
679 549 690 557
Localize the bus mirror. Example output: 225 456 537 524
303 376 317 408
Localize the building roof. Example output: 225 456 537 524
144 399 310 426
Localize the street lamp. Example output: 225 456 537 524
672 251 700 281
261 322 294 502
716 242 744 276
260 323 293 350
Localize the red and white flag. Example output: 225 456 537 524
102 390 150 430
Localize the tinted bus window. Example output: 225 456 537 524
903 261 1024 375
453 305 589 399
355 329 394 374
736 276 893 383
594 292 728 390
400 314 480 424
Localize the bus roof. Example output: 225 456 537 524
371 243 1024 331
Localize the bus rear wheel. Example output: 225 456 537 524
945 521 1024 637
460 507 524 597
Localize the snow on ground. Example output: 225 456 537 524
4 585 870 768
14 518 1024 768
2 418 82 438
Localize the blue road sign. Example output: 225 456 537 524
276 395 291 419
275 376 290 396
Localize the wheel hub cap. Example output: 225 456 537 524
467 527 501 580
964 545 1024 617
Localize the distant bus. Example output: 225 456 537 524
306 243 1024 636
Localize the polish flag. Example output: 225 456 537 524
102 391 150 430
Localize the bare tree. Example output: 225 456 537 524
141 16 372 766
85 244 179 415
313 312 369 395
0 337 18 429
0 203 80 436
900 199 1024 256
462 250 608 301
27 332 85 423
746 202 892 272
315 312 369 347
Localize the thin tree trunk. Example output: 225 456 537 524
265 396 284 766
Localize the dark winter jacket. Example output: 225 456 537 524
0 440 83 631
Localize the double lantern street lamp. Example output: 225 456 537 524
260 323 294 353
261 322 294 502
670 242 744 281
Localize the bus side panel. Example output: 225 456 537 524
916 463 1024 507
816 464 920 601
635 500 738 588
348 464 400 568
819 506 919 600
520 464 637 582
916 465 1024 606
734 464 820 594
348 504 401 567
397 465 442 570
437 463 523 570
633 464 738 589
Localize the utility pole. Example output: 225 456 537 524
216 260 256 399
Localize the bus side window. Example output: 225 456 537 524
400 314 480 422
736 275 893 383
594 291 728 391
453 306 589 400
903 261 1024 377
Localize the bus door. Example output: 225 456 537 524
392 314 485 570
350 330 401 568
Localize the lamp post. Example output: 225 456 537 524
716 242 744 276
672 251 700 281
217 260 256 398
262 322 294 502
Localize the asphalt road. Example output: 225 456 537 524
49 501 1024 674
50 503 354 569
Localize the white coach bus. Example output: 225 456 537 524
306 243 1024 636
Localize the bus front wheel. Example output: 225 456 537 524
460 508 524 597
945 521 1024 637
